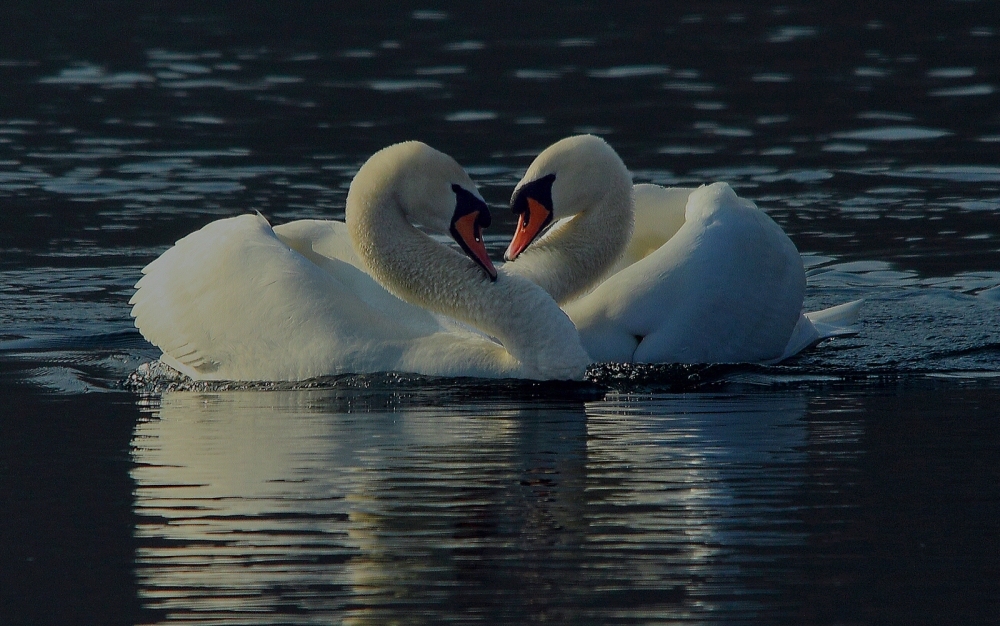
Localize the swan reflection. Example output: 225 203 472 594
131 388 807 623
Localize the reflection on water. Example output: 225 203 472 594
132 389 811 623
4 382 998 625
126 385 1000 624
3 2 1000 623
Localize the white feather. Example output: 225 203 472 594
131 142 589 381
505 135 861 364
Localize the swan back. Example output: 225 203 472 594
567 182 806 364
608 184 692 274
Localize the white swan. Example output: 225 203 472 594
130 141 590 381
503 135 861 364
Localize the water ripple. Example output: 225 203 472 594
832 126 952 141
929 84 995 97
588 65 670 79
38 64 155 87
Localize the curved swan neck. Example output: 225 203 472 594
507 162 634 304
346 149 590 379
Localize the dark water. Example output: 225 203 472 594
2 1 1000 624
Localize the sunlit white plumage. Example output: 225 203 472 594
130 141 589 381
504 135 861 364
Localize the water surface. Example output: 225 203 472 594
2 1 1000 624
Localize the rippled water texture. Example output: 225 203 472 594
2 1 1000 624
5 382 999 624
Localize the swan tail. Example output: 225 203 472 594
775 299 864 362
805 298 864 329
128 217 275 379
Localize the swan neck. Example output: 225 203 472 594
349 182 589 379
507 176 634 304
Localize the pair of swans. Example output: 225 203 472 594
130 136 860 381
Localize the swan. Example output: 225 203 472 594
130 141 590 381
502 135 861 364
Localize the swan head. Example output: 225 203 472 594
350 141 497 281
505 134 629 261
448 183 497 281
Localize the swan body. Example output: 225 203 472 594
504 135 861 364
130 141 590 381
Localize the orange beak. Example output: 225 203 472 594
452 210 498 281
504 197 552 261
